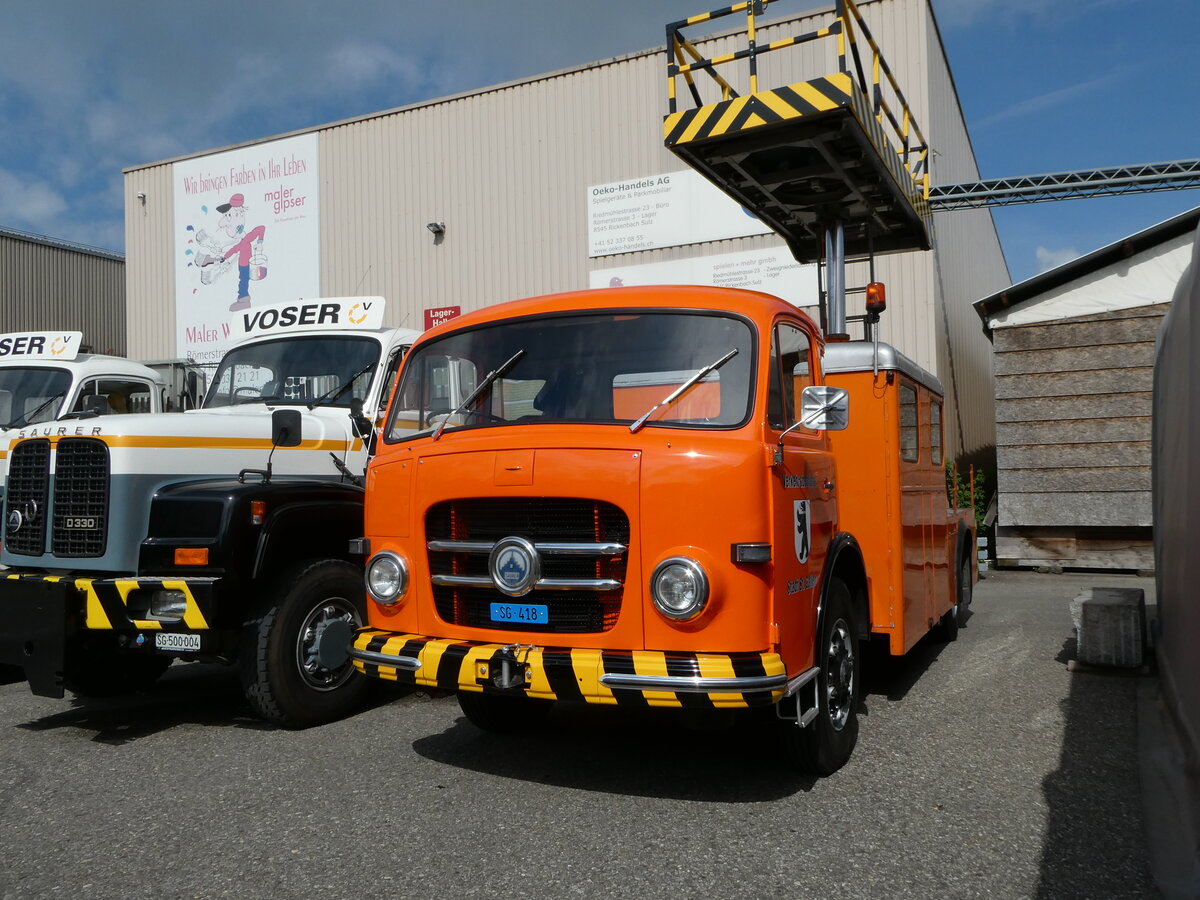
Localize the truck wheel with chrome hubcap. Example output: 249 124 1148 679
240 559 372 727
781 576 860 775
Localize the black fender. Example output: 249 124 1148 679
140 478 364 581
814 532 869 644
251 492 363 580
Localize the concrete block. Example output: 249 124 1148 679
1070 587 1146 668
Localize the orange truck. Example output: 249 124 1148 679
349 285 974 774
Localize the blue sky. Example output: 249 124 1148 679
0 0 1196 285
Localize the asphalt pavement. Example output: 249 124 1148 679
0 569 1158 899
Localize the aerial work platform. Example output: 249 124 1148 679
664 1 931 263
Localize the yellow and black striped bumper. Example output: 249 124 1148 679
0 572 221 698
1 572 213 631
351 628 788 709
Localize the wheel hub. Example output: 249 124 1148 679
826 617 855 731
297 601 359 691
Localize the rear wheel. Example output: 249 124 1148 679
239 559 372 727
938 553 971 642
781 577 860 775
457 690 553 734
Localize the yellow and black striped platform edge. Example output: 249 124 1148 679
352 628 786 710
2 572 210 632
664 71 929 224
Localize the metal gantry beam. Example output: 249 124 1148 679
928 159 1200 210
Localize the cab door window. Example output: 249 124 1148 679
73 378 154 415
768 322 814 434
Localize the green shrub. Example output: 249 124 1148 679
946 461 988 533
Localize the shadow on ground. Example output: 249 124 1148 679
14 663 409 744
408 619 974 803
413 700 819 802
1036 637 1156 897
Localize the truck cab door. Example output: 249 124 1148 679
767 321 837 674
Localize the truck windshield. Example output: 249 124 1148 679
203 335 383 409
0 366 72 428
385 310 755 441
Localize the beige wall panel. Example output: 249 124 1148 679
124 163 177 360
919 5 1008 456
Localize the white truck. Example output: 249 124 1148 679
0 297 421 726
0 331 201 511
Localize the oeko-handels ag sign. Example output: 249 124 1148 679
424 306 461 330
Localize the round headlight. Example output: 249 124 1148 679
366 552 408 605
650 557 709 620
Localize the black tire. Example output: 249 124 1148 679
959 552 973 611
457 690 553 734
937 552 971 642
64 650 171 698
782 577 860 776
239 559 372 728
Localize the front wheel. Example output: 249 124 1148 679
239 559 372 727
781 577 860 775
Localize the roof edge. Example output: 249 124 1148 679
973 205 1200 326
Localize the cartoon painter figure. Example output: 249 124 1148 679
195 193 267 312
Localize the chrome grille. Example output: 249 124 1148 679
5 439 50 556
426 498 630 633
51 438 109 557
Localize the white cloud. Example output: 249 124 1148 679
1035 246 1079 272
0 170 70 232
934 0 1136 28
975 70 1128 129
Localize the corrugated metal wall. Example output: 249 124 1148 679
124 0 1005 455
919 5 1011 455
124 168 176 359
0 230 127 355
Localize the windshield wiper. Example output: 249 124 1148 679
432 349 525 441
307 362 375 410
629 349 738 433
3 391 65 429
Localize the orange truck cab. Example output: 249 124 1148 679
350 285 974 774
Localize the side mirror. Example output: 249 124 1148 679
82 395 108 416
799 385 849 431
272 408 303 447
348 397 373 440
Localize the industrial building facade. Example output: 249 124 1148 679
122 0 1008 457
1 227 126 356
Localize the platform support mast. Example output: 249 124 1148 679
824 222 848 338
